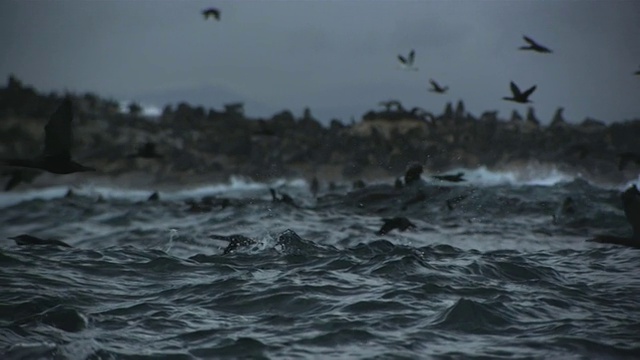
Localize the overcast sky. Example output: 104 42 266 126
1 0 639 123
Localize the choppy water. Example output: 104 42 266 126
1 168 640 359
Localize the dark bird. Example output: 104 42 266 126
634 67 640 76
128 142 163 159
9 234 72 248
210 234 256 255
202 8 220 21
519 35 552 53
588 185 640 248
0 98 95 174
270 188 297 207
433 172 465 183
503 81 537 104
147 191 160 202
377 217 417 235
397 49 417 70
428 79 449 94
3 169 40 191
618 152 640 171
404 163 423 185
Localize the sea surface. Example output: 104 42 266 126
1 167 639 359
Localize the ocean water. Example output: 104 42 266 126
1 168 639 359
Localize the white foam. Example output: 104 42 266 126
436 165 574 187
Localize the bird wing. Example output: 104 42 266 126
397 55 407 64
522 85 537 98
509 82 522 97
429 79 438 89
408 50 415 64
523 36 536 46
44 98 73 160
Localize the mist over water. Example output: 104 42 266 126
1 167 639 359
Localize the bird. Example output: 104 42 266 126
588 185 640 248
428 79 448 94
634 66 640 76
618 152 640 171
397 49 417 70
202 8 221 21
9 234 72 248
433 172 465 183
0 98 96 174
503 81 537 104
376 217 417 235
519 35 552 53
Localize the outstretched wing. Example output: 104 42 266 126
43 98 73 160
397 55 407 64
523 35 536 46
522 85 537 98
509 81 522 97
408 49 415 64
429 79 439 88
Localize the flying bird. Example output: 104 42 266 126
519 35 552 53
503 81 537 104
0 98 96 174
428 79 449 94
634 66 640 76
202 8 221 21
397 49 418 70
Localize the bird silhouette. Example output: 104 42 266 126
503 81 537 103
433 172 465 183
9 234 72 248
588 185 640 248
428 79 448 94
377 217 417 235
0 98 95 174
618 152 640 171
397 49 417 70
202 8 220 21
519 35 552 53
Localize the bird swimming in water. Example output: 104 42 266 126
377 217 417 235
404 163 423 186
519 35 552 53
503 81 537 104
428 79 448 94
0 98 95 174
618 152 640 171
433 172 465 183
202 8 221 21
397 49 417 71
9 234 72 248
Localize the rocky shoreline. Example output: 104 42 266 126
1 75 639 190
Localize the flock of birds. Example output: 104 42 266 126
1 6 640 251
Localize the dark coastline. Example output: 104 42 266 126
1 75 639 190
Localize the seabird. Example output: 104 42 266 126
9 234 72 248
433 172 465 183
503 81 537 104
618 152 640 171
519 35 552 53
0 98 96 174
202 8 221 21
428 79 449 94
404 163 423 185
377 217 417 235
397 49 418 70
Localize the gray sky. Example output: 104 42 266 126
1 0 639 123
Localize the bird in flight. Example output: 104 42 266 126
202 8 221 21
0 98 96 174
428 79 448 94
397 49 418 70
634 66 640 76
503 81 537 103
519 35 552 53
